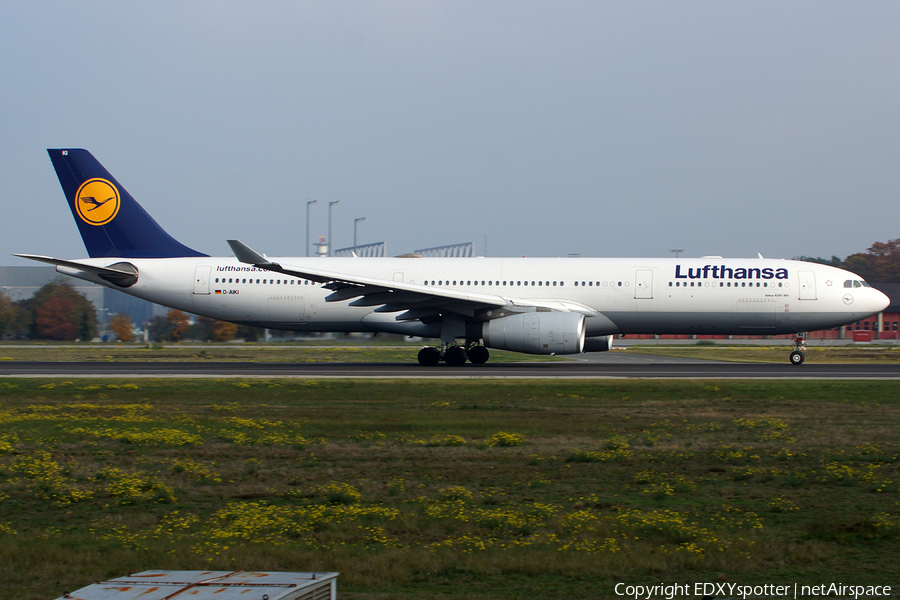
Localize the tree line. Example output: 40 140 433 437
2 238 898 341
0 278 258 342
796 237 900 284
0 279 97 341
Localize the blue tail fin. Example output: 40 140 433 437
48 148 208 258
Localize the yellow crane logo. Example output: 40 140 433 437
75 178 120 225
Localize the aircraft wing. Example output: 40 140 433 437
228 240 600 322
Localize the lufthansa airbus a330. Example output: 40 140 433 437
16 149 889 366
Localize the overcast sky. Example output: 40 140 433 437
2 1 898 264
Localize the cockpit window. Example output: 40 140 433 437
845 279 872 288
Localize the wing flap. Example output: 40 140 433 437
324 287 370 302
349 292 432 307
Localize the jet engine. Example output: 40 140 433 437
482 311 585 355
583 334 614 352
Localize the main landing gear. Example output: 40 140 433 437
417 343 490 366
789 332 808 365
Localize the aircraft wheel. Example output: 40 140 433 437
467 345 490 364
443 346 468 367
417 347 441 366
789 350 805 365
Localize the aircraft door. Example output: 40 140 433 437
798 270 817 300
634 270 653 299
193 266 211 295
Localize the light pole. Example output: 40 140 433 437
354 217 366 255
306 200 318 257
670 249 684 259
328 200 339 257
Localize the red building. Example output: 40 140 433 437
838 283 900 341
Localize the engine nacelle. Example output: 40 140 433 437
583 334 614 352
482 311 585 355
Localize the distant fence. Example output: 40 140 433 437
413 242 473 258
334 242 386 257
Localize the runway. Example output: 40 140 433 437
1 357 897 379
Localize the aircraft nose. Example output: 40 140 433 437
873 288 891 313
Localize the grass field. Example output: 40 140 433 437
1 379 899 599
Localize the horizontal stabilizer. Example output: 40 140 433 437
13 254 138 287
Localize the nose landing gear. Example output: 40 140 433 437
789 332 807 365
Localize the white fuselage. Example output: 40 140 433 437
58 256 889 342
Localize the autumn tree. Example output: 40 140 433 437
843 238 900 284
146 315 171 342
0 295 30 339
188 316 238 341
210 320 238 342
34 296 76 340
0 291 15 338
167 309 191 341
25 279 98 341
109 313 134 342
